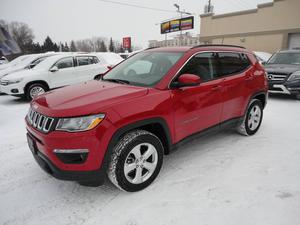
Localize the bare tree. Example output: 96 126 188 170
9 21 35 53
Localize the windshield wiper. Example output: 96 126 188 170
103 78 130 85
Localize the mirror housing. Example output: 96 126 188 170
50 66 59 72
171 74 201 88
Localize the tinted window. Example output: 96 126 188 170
55 57 74 69
77 56 89 66
77 56 99 66
179 52 218 82
93 56 99 64
217 52 250 77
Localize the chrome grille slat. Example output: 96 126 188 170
267 73 288 81
26 108 54 133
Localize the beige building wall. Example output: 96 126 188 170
200 0 300 53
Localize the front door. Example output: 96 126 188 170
49 57 75 88
171 52 224 142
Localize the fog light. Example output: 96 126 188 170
53 149 89 164
11 89 19 93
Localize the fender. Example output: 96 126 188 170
99 117 172 171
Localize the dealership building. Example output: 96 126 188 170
200 0 300 53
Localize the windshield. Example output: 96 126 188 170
268 52 300 65
102 51 183 87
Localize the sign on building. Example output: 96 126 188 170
123 37 131 49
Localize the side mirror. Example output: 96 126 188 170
28 63 35 69
50 66 59 72
171 74 201 88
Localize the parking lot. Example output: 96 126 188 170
1 94 300 225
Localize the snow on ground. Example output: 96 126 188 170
0 94 300 225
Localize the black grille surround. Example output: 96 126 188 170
27 108 57 133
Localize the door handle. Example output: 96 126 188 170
211 85 221 91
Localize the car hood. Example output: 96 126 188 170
33 80 149 117
265 64 300 74
3 69 44 80
0 64 11 71
0 66 27 79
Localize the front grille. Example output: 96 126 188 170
27 108 55 133
267 73 288 82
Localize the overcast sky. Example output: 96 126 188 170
0 0 272 48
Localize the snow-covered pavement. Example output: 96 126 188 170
1 94 300 225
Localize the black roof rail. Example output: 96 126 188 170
145 46 160 50
191 44 246 49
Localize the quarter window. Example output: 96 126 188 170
77 56 99 66
54 57 74 69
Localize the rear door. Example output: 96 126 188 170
49 57 75 88
171 52 224 142
217 52 253 122
75 56 101 82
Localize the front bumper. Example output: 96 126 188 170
268 80 300 95
0 83 25 95
26 116 115 182
31 144 105 183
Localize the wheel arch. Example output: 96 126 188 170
252 91 267 109
100 117 172 172
24 80 50 93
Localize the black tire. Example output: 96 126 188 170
25 83 48 101
295 92 300 100
107 130 164 192
237 99 263 136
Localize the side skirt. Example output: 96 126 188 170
170 117 244 152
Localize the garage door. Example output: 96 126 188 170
289 33 300 49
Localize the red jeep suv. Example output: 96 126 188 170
26 45 268 192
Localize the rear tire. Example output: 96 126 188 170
107 130 163 192
25 83 47 101
237 99 263 136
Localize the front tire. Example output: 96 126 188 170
26 83 47 101
237 99 263 136
107 130 164 192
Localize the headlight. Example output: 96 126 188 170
56 114 105 132
2 78 23 85
288 71 300 81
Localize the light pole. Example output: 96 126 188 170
173 4 192 46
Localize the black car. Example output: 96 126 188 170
265 50 300 99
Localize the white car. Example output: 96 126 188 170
0 53 58 79
0 54 108 100
254 51 272 64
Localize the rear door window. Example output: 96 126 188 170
216 52 251 77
